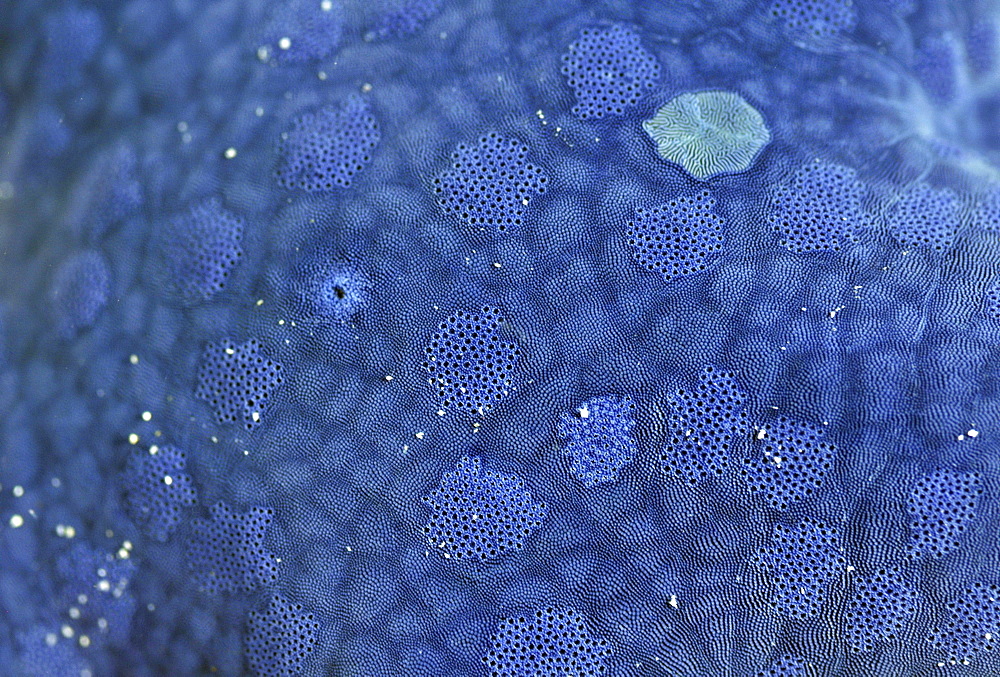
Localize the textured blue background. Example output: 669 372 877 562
2 0 1000 675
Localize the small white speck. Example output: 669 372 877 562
51 477 61 488
141 411 152 422
69 607 81 620
384 375 393 382
79 635 90 648
668 595 679 609
177 121 188 133
12 485 23 498
224 147 237 159
9 514 23 528
362 83 373 93
278 37 291 50
61 625 74 639
163 475 173 486
321 0 333 10
252 411 261 423
97 580 110 593
128 433 139 445
129 354 139 365
415 432 425 440
578 406 589 419
968 429 979 438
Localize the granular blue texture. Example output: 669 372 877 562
770 0 856 45
367 0 444 39
625 190 725 281
483 606 611 676
161 198 245 304
15 628 91 677
929 582 1000 665
906 468 983 559
661 365 750 486
560 24 660 120
754 519 846 619
70 143 143 243
769 160 865 253
423 307 522 415
757 654 808 677
275 95 380 191
186 502 279 594
6 0 1000 674
986 282 1000 321
49 250 111 337
432 132 549 232
55 542 138 647
885 182 962 252
38 5 104 95
245 594 319 676
261 0 344 64
844 566 919 653
974 188 1000 231
741 416 837 510
558 394 637 486
422 456 547 561
195 338 285 431
122 443 198 542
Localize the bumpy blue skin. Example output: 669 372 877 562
3 0 1000 675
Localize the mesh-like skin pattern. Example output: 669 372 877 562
483 606 611 676
195 338 285 431
433 132 549 232
754 519 846 619
906 469 983 559
422 456 548 562
245 594 320 676
560 24 660 119
423 307 522 415
769 160 865 252
558 395 637 486
661 366 749 486
187 502 279 594
275 95 380 191
626 190 725 281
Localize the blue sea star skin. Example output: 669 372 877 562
4 1 1000 676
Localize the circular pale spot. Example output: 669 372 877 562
643 91 770 180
